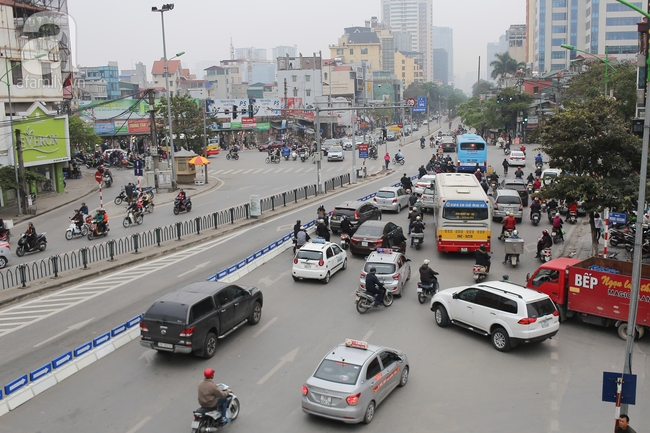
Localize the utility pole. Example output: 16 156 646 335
15 129 26 211
202 99 208 184
148 89 159 172
316 106 322 193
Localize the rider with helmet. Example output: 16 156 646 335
419 259 439 287
474 245 491 273
537 229 553 257
552 212 564 241
364 267 384 305
500 212 517 239
198 368 231 424
530 197 542 219
339 215 353 236
25 222 36 249
503 229 521 264
410 216 425 247
315 219 330 241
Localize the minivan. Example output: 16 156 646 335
491 189 523 222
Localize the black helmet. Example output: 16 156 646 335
479 245 486 252
369 267 377 273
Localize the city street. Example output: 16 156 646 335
1 128 647 432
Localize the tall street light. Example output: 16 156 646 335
152 4 183 189
1 52 46 215
560 44 617 97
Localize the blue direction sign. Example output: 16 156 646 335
609 212 627 225
134 159 144 177
126 315 141 328
74 341 92 357
111 323 127 337
602 372 636 404
29 364 52 382
4 374 28 395
413 97 427 113
52 351 73 369
93 332 111 347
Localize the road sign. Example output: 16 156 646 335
609 212 627 225
358 143 369 159
413 97 427 113
405 98 416 107
95 172 103 183
398 123 403 128
134 159 144 177
602 372 636 404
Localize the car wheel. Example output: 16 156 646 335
201 332 217 359
434 305 449 327
0 256 6 269
491 327 512 352
292 275 299 281
248 301 262 325
363 401 376 424
342 258 347 270
398 366 409 387
397 204 401 213
321 272 330 284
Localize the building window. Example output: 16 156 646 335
606 17 640 26
10 61 22 85
402 72 405 78
306 90 311 97
551 64 565 71
292 75 297 82
552 0 567 6
605 31 638 40
551 38 567 46
323 72 328 80
552 25 567 33
402 60 405 64
402 66 405 71
552 12 567 20
305 75 310 82
336 48 343 55
41 62 52 86
349 49 354 55
551 51 566 59
361 48 368 54
606 2 641 11
293 88 298 97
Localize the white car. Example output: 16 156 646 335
430 281 560 352
372 187 410 213
508 150 526 166
359 249 411 297
413 174 436 195
292 239 347 284
541 168 562 185
327 146 345 162
0 241 10 268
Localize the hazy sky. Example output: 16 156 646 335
68 0 524 88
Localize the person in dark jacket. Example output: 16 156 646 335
364 267 384 304
293 220 302 239
339 215 353 236
419 259 438 286
400 173 412 191
316 219 330 241
474 245 491 272
410 216 425 246
418 165 427 178
390 229 407 252
536 229 553 257
408 190 418 206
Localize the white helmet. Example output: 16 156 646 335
512 230 518 236
423 259 430 265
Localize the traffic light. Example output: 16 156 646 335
232 105 238 119
382 128 387 139
248 104 254 119
523 116 528 124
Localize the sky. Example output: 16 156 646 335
67 0 525 91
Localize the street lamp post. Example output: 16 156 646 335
560 44 617 97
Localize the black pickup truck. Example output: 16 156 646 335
140 282 263 359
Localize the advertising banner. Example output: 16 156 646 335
206 98 282 118
79 100 149 120
127 119 150 134
94 122 115 135
13 103 71 167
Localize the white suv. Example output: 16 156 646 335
430 281 559 352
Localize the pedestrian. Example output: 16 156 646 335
384 152 390 170
593 213 604 239
615 414 636 433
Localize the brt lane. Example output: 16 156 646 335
0 220 647 432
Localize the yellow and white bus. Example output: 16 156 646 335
433 173 492 253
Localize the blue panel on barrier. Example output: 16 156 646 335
283 234 291 241
4 374 28 396
111 323 127 337
246 255 255 264
217 270 228 279
74 342 92 357
93 332 111 347
228 265 237 273
29 364 52 382
52 351 73 369
269 242 276 250
262 246 270 254
237 261 246 269
0 389 2 400
255 251 263 258
126 315 141 328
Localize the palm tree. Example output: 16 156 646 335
490 52 526 84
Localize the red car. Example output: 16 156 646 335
258 141 283 152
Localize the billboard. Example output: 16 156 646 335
206 98 282 118
13 103 71 167
79 100 149 121
128 119 151 134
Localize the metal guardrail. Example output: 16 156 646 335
0 173 351 290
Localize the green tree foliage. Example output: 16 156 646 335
68 115 102 153
156 95 215 154
490 52 526 81
495 87 534 132
457 98 500 137
403 82 466 114
472 80 495 98
535 96 643 255
562 61 637 121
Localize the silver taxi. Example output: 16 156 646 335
292 238 347 284
359 249 411 297
302 339 409 424
372 186 410 213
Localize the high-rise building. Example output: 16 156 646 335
272 45 297 60
381 0 433 81
433 26 453 86
235 47 267 61
79 61 120 100
121 62 147 88
486 34 508 81
432 48 448 85
507 24 526 64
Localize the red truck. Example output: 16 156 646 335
526 257 650 340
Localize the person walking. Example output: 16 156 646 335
384 152 390 170
594 213 604 240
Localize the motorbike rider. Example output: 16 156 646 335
500 212 517 239
395 149 404 162
532 177 542 191
91 209 104 233
408 190 418 206
567 200 579 216
514 167 524 179
229 145 240 158
503 229 521 264
364 267 384 305
127 199 143 220
79 202 89 217
418 164 427 178
294 225 310 253
552 212 564 241
480 179 489 194
339 215 353 237
273 147 281 162
72 209 84 230
176 189 187 210
400 173 413 191
315 219 330 241
475 245 491 273
420 136 425 147
25 222 37 249
125 182 135 205
198 368 231 425
535 153 543 166
502 158 509 175
408 206 421 234
474 168 483 181
410 216 425 247
536 229 553 258
535 166 543 178
526 173 535 185
317 204 328 226
489 171 499 185
419 259 438 287
530 197 542 219
282 145 291 159
389 229 407 252
0 219 7 239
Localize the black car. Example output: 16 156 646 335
349 220 405 255
500 179 529 206
140 282 263 359
329 200 382 233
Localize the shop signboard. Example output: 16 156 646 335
79 100 149 120
128 119 150 134
94 122 115 135
206 98 282 118
12 102 70 167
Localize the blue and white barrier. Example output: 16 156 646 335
0 315 142 417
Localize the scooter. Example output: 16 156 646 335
472 264 489 282
568 211 578 224
114 189 127 205
291 150 297 161
411 232 424 250
16 232 47 257
499 228 513 241
420 141 425 149
539 247 552 262
531 212 541 226
551 228 564 244
265 155 281 164
417 279 439 304
355 286 393 314
191 383 240 433
504 148 511 155
299 150 307 162
123 210 143 228
225 152 239 160
392 156 406 165
173 197 192 215
87 221 110 240
103 174 113 188
65 218 88 240
340 233 350 250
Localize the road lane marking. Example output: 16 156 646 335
273 168 284 173
221 170 233 175
231 169 244 175
34 318 95 348
252 168 264 174
294 168 305 173
362 329 374 342
253 317 277 338
176 261 211 278
237 185 256 191
257 347 299 385
263 168 274 173
242 169 254 174
125 416 152 433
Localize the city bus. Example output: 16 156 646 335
456 134 487 173
432 173 492 253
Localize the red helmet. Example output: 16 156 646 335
203 368 215 379
543 229 548 234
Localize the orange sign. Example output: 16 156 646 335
127 119 150 134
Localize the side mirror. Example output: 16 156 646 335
525 273 530 282
452 293 458 299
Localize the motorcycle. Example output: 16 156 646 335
0 229 11 243
568 211 578 224
410 232 424 250
114 189 127 205
504 148 511 155
392 156 405 165
499 228 513 241
265 155 281 164
539 247 552 262
143 201 155 214
551 228 564 244
472 264 489 282
291 150 298 161
103 173 113 188
16 232 47 257
65 218 88 240
609 229 633 247
420 140 425 149
355 286 394 314
123 210 143 228
173 197 192 215
191 383 240 433
417 280 439 304
299 150 307 162
340 233 350 250
535 161 543 170
225 152 239 161
87 220 110 240
531 212 541 226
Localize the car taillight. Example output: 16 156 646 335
354 211 360 219
552 310 559 317
519 204 523 211
302 385 308 396
392 198 397 203
518 317 537 325
373 197 377 202
318 260 324 266
293 258 298 264
346 393 361 406
140 322 148 332
392 273 400 280
374 240 383 245
180 326 196 337
360 271 367 278
494 202 498 210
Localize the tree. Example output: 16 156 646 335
156 95 215 154
68 115 102 153
457 97 500 137
534 96 644 256
472 80 495 98
495 87 533 134
490 52 526 84
446 88 468 116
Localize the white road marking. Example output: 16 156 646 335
125 416 152 433
362 329 374 342
259 271 291 286
230 169 245 175
253 317 278 338
242 169 255 174
263 168 274 174
257 347 299 385
276 223 294 232
176 261 211 278
326 167 335 172
220 169 233 175
273 168 284 173
283 168 293 173
294 168 305 173
252 168 264 174
237 185 256 191
34 318 95 348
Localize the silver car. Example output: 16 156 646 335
372 187 410 213
359 250 411 297
327 146 345 161
413 174 436 195
302 339 410 424
420 185 435 211
491 189 523 222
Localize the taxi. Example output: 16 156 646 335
206 143 220 156
302 339 409 424
359 249 411 297
0 241 9 268
292 238 347 284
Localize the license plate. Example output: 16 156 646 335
460 248 468 253
541 320 549 328
303 263 312 269
158 342 173 349
362 242 368 246
191 421 199 429
355 296 360 301
416 288 422 293
320 395 332 406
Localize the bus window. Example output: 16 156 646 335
459 142 485 151
442 207 489 220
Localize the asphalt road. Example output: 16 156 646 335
1 128 648 432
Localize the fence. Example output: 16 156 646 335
0 173 351 290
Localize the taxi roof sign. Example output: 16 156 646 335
311 238 327 244
375 248 393 254
345 339 369 350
